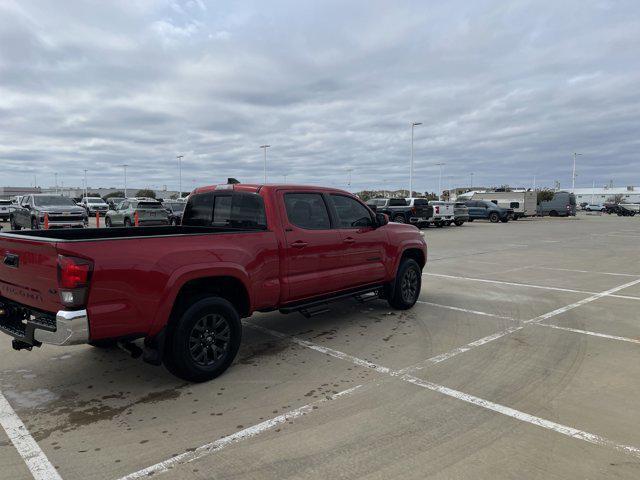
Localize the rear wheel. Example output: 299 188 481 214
124 217 132 227
500 217 509 223
549 210 558 217
105 217 112 228
489 212 500 223
435 221 443 228
9 216 21 230
468 218 474 222
387 259 422 310
454 219 464 226
164 297 242 382
392 214 405 223
31 217 39 230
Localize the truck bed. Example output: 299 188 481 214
0 225 261 242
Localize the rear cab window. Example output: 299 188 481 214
183 191 267 229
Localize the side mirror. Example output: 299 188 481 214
375 212 389 227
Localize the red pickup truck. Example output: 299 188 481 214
0 184 427 382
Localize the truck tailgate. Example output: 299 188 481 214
0 236 61 313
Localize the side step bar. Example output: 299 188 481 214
280 285 385 318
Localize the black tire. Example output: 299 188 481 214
586 208 591 212
124 217 132 227
454 219 464 226
387 258 422 310
549 210 558 217
500 217 509 223
435 221 443 228
105 217 112 228
444 220 452 226
392 214 406 224
489 212 500 223
468 218 474 222
511 215 518 221
163 297 242 382
31 217 39 230
10 216 21 230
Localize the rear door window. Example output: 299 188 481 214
284 193 331 230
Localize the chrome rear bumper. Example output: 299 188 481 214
34 310 89 345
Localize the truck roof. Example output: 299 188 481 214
192 183 351 195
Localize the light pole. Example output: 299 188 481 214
435 162 445 198
177 155 184 198
260 145 270 183
83 169 88 199
470 172 474 189
121 164 128 198
409 122 422 197
283 174 288 184
572 152 582 193
347 168 353 188
54 173 58 194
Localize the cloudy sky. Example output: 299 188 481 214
1 0 639 194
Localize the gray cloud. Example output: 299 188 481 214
1 0 639 194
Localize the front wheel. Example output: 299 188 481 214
387 258 422 310
454 219 464 226
444 220 452 226
489 212 500 223
500 217 509 223
164 297 242 382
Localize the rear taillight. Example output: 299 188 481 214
435 206 440 214
411 207 417 214
57 255 93 307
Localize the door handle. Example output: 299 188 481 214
290 240 308 249
343 237 355 244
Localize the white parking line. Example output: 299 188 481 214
0 391 62 480
416 301 516 321
250 325 640 460
118 384 364 480
423 272 640 301
424 272 593 294
535 323 640 345
535 267 640 277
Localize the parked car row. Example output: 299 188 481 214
365 197 513 228
5 194 186 230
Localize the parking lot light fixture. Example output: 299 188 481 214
121 164 128 198
177 155 184 198
572 152 582 193
260 145 271 183
435 162 445 198
410 122 422 197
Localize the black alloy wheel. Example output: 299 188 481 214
188 313 231 367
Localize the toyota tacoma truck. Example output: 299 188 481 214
0 184 427 382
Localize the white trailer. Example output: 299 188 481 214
469 191 537 219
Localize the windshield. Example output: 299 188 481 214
137 202 163 209
33 196 77 206
165 203 185 212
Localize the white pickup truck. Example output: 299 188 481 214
428 201 455 227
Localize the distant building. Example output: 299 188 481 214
0 186 41 199
573 186 640 204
